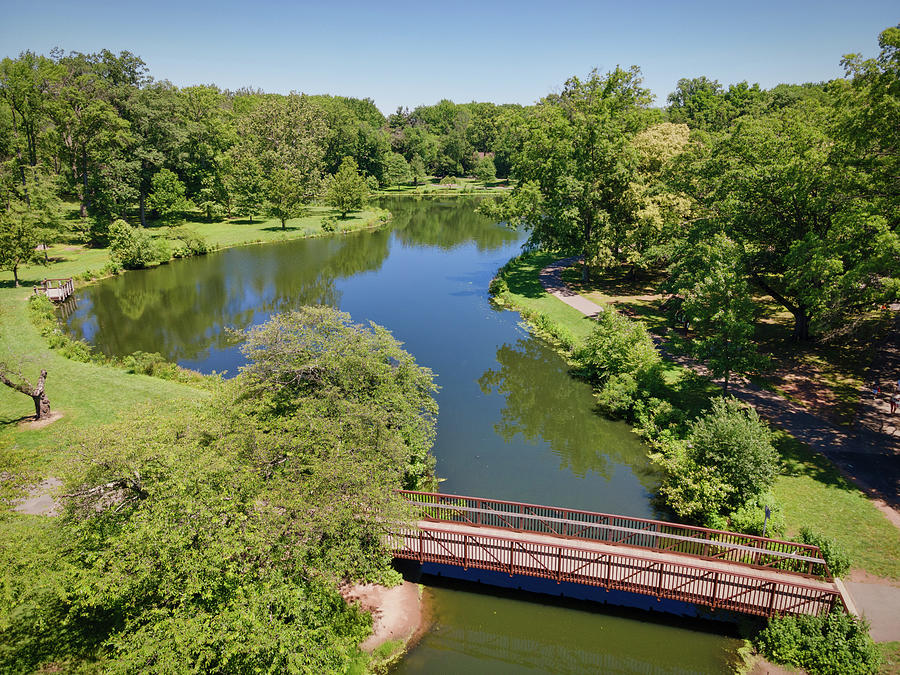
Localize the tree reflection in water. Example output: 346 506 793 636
479 337 659 492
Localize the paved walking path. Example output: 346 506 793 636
540 257 900 528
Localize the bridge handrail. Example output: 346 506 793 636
399 490 830 578
405 499 825 565
393 523 844 618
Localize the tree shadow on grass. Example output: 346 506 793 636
0 279 39 290
260 226 305 232
503 255 555 300
773 431 850 490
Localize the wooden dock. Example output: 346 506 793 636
34 278 74 302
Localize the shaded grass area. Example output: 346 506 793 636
559 261 891 426
772 430 900 580
1 206 388 286
497 251 900 580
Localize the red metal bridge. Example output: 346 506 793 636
392 491 852 619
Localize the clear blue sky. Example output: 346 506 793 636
1 0 896 113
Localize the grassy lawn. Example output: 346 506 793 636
880 642 900 674
1 206 388 286
494 251 600 345
772 430 900 580
0 287 204 484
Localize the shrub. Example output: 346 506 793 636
108 220 166 269
799 528 851 577
654 396 779 523
321 215 337 232
755 608 880 675
575 310 660 385
729 494 785 537
168 227 208 258
686 396 778 510
488 276 509 296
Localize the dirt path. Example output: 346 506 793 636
540 257 900 529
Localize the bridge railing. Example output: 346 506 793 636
392 525 842 618
399 491 830 579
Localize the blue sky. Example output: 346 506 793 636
1 0 896 113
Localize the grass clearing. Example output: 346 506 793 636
0 287 204 482
879 642 900 674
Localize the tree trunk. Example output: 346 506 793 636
0 367 50 420
792 308 811 342
12 264 19 287
281 219 286 230
81 149 89 217
139 188 147 227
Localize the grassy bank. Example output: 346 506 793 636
2 206 389 286
492 251 900 581
376 176 513 198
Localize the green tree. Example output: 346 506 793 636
264 166 307 229
680 99 899 339
224 149 264 222
325 156 368 218
0 181 45 285
108 218 165 269
146 167 191 223
669 234 760 391
655 397 778 523
484 67 653 281
382 152 411 187
410 155 426 186
474 155 496 184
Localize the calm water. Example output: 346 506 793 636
66 198 741 672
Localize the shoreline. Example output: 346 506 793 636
341 580 430 664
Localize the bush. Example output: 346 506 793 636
799 528 851 577
729 494 785 537
109 220 167 269
575 310 660 385
755 608 880 675
654 396 779 523
321 215 337 232
686 396 778 510
168 227 208 258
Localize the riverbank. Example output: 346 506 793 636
341 581 429 669
488 251 900 583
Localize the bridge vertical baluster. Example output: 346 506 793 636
710 572 720 608
767 582 777 616
557 547 562 583
476 500 481 526
656 564 664 599
509 540 514 577
418 531 424 563
464 536 468 570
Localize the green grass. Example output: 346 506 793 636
0 288 205 480
495 251 599 345
772 430 900 580
1 206 389 286
879 642 900 673
376 176 513 197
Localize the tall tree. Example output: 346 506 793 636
485 67 653 280
325 156 368 218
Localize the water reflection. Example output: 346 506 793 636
385 196 518 252
67 229 391 363
479 337 659 492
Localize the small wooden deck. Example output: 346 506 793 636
33 278 74 302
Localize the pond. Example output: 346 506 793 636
66 197 742 672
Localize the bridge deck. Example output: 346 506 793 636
394 521 842 618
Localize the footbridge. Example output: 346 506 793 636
392 491 851 618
